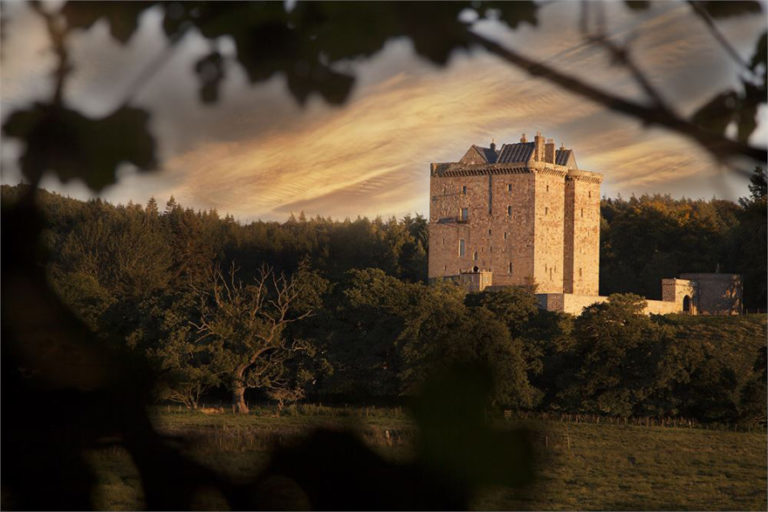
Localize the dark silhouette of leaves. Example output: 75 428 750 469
624 1 651 10
61 1 155 44
692 0 762 19
194 51 226 104
2 104 156 191
691 90 739 136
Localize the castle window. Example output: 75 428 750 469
473 251 478 261
459 239 465 257
508 262 513 274
507 206 512 216
579 267 583 277
545 207 549 215
503 232 508 240
546 184 549 192
508 184 512 192
460 207 469 221
462 185 467 194
588 191 592 198
488 229 492 235
580 208 584 218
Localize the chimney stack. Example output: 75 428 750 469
545 138 555 163
534 131 545 161
520 133 527 143
490 138 496 152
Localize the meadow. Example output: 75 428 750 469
87 406 767 510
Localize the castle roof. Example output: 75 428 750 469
556 148 577 168
476 146 499 163
497 142 535 163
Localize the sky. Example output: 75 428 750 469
1 1 766 222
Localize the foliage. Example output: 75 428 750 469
4 184 765 425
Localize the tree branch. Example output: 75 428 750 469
687 1 756 79
467 30 766 169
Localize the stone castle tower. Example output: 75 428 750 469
428 131 603 294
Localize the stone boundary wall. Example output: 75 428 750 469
538 293 683 316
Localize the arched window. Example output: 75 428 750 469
683 295 692 313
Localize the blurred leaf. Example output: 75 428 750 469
736 81 762 143
194 51 226 104
693 0 762 18
749 31 767 71
3 104 156 191
624 1 651 11
410 362 535 487
690 90 738 135
62 1 156 44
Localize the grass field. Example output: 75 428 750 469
87 406 766 510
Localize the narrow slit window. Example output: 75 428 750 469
580 208 584 218
546 184 549 192
473 251 478 261
459 239 465 257
503 232 508 240
462 185 467 194
507 206 512 216
460 207 469 221
579 267 583 277
507 184 512 192
508 262 513 274
545 207 549 215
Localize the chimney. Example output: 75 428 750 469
534 131 545 161
545 138 555 163
520 133 527 143
490 138 496 152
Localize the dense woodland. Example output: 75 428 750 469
2 170 766 424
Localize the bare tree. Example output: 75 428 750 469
193 263 312 414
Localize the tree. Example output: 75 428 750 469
557 294 669 417
193 263 313 413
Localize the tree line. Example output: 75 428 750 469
2 173 765 424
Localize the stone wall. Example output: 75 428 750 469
538 293 684 316
532 170 566 293
680 273 743 315
564 172 601 295
428 171 538 285
661 278 696 313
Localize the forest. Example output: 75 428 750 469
2 170 765 425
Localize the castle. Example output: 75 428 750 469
428 132 742 315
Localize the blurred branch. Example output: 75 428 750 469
468 30 766 170
687 1 756 79
119 22 191 107
586 34 671 111
30 2 70 106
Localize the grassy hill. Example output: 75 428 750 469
88 408 766 510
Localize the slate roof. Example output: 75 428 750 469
497 142 535 163
555 149 577 168
476 146 499 163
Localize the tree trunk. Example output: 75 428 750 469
232 377 248 414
